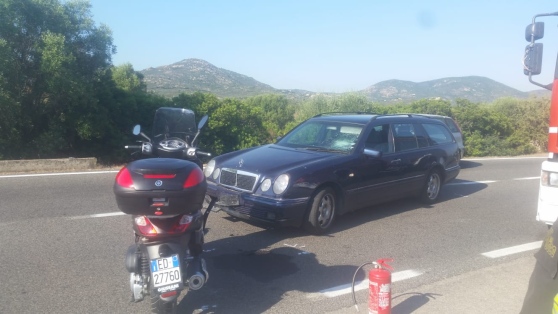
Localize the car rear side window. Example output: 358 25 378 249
412 123 429 148
422 123 454 145
393 123 418 152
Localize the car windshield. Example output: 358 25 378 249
277 120 364 153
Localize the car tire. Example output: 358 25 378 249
420 169 442 204
304 187 336 234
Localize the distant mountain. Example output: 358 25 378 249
360 76 529 103
528 88 551 98
140 58 549 103
140 59 277 98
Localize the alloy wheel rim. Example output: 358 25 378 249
427 173 440 200
318 194 334 227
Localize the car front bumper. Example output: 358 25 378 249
206 181 309 227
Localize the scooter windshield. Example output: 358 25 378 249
152 107 198 141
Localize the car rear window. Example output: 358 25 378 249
443 118 460 133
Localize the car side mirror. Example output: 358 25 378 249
363 148 382 158
133 125 141 135
198 115 208 130
133 124 151 142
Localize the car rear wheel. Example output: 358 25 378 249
304 187 336 234
420 169 442 204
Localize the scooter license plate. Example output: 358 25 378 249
150 255 182 288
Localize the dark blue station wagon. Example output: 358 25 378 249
203 113 460 234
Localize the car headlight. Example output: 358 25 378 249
542 171 558 187
213 168 221 180
261 178 271 192
204 159 216 178
273 174 289 194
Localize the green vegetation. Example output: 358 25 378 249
293 95 550 158
0 0 551 164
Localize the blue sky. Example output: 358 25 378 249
89 1 558 93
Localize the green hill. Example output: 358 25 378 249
141 59 547 103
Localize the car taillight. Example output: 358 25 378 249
116 167 134 189
134 216 157 236
184 167 205 188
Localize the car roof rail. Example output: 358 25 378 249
397 113 451 118
312 112 417 118
312 112 374 117
311 112 439 121
369 113 415 120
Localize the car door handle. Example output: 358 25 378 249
390 159 401 164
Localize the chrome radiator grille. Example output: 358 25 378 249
219 168 258 192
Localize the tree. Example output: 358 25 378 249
174 95 268 156
0 0 116 158
112 63 146 93
244 94 296 141
296 93 377 122
493 97 550 154
404 99 453 116
452 99 514 156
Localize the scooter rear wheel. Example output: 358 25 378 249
150 295 177 314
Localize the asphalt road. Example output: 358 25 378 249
0 157 548 314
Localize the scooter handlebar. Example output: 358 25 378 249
197 151 211 157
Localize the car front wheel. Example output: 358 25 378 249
304 187 336 234
420 169 442 204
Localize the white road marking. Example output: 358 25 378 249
0 170 118 178
446 177 538 186
446 180 496 186
463 156 546 161
67 211 125 220
308 269 423 299
482 241 542 258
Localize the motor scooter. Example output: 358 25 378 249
114 107 215 314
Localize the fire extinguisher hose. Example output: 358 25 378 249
351 262 374 311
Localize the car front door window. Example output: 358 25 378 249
364 124 392 153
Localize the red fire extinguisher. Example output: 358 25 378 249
351 258 393 313
369 258 393 314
